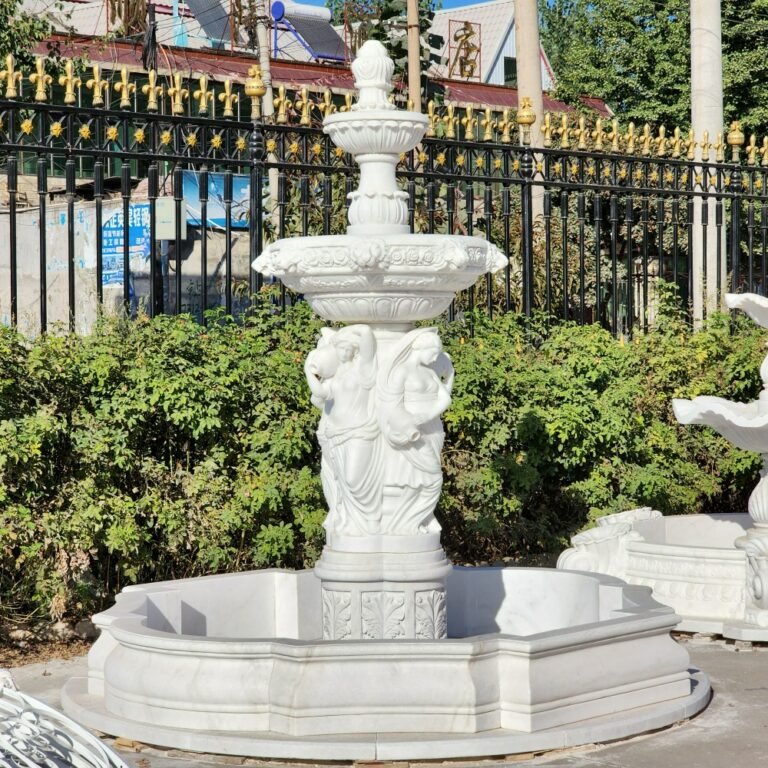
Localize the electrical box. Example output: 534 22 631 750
156 197 187 240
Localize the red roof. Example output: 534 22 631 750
37 34 611 116
438 79 613 118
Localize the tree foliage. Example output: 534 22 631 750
0 0 56 69
539 0 768 135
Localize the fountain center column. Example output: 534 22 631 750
254 39 507 640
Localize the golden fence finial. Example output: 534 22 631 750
542 112 553 147
591 118 605 151
461 106 477 140
142 70 163 112
655 125 667 157
498 108 512 144
218 79 238 118
274 85 291 124
0 54 22 99
481 107 495 142
516 96 536 145
244 64 266 119
714 132 725 163
746 134 758 165
167 73 189 116
624 122 636 154
193 75 213 115
114 66 135 109
558 114 570 149
339 92 353 112
86 64 109 107
406 98 413 112
727 120 745 162
318 89 336 118
640 124 652 156
607 119 620 153
426 101 437 137
761 137 768 167
575 115 588 150
443 103 457 139
295 87 313 126
700 130 711 161
29 57 52 102
671 127 682 158
685 130 696 161
58 60 80 105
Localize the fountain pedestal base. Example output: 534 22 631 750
315 536 451 639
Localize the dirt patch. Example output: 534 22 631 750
0 637 92 667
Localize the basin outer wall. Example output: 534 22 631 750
67 568 698 739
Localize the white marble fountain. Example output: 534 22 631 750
559 293 768 641
61 42 709 760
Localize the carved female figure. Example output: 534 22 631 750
304 325 381 536
378 328 454 534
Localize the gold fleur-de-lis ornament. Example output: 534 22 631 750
29 58 53 102
218 79 238 118
86 64 109 107
114 67 136 109
193 75 213 115
481 108 496 142
167 73 189 116
142 70 163 112
294 87 314 126
461 106 477 140
58 60 80 105
0 54 22 99
274 85 291 124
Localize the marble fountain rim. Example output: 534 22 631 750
97 567 682 655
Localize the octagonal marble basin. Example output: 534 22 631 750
62 567 709 760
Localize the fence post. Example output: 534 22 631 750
727 121 745 293
246 66 267 303
517 99 536 317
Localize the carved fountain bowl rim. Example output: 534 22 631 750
323 110 430 131
253 234 507 322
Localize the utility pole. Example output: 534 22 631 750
513 0 543 148
251 0 274 119
406 0 421 111
690 0 724 322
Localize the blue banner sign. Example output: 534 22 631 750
183 170 251 230
101 204 151 285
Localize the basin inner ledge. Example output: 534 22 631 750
63 39 709 759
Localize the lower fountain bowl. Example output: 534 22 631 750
62 566 709 760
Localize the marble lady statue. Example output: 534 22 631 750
378 328 454 534
304 325 381 536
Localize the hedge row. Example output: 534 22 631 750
0 294 764 622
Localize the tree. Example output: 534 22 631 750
539 0 690 128
540 0 768 136
721 0 768 134
0 0 56 69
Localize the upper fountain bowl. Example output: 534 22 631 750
323 111 429 157
323 40 428 157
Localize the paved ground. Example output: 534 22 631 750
6 635 768 768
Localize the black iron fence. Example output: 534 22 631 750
0 71 762 336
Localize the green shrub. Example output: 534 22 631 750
0 298 764 622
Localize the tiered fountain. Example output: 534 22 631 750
62 42 709 760
559 293 768 641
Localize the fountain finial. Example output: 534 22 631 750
351 40 396 111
